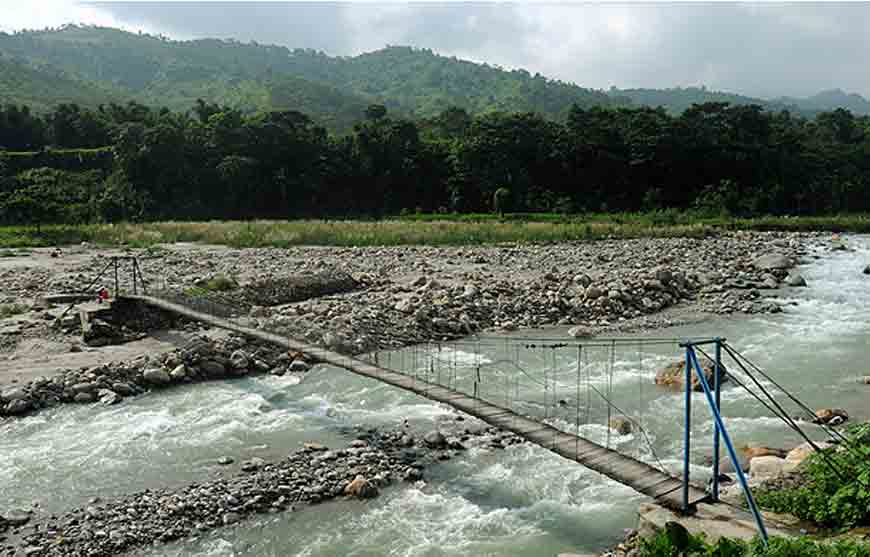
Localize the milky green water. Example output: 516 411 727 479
2 236 869 557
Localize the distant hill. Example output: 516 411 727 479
610 86 870 117
775 89 870 115
1 25 869 128
0 25 618 124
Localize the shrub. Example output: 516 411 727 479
755 423 870 528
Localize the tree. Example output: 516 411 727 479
364 104 388 121
2 168 68 231
493 187 511 216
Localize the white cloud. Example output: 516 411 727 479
0 1 147 33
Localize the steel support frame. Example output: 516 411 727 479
682 341 769 546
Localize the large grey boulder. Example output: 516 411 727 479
786 273 807 287
752 254 793 271
142 368 171 385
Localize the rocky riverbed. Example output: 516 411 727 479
1 424 522 557
1 232 833 359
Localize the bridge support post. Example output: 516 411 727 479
682 345 692 512
712 338 722 502
687 345 769 547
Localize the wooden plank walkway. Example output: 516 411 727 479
130 294 709 510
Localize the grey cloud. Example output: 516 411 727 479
89 2 870 97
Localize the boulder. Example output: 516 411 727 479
73 392 95 403
752 254 793 271
229 350 250 372
170 364 188 380
70 382 97 394
199 360 227 378
1 387 29 402
655 358 728 392
4 399 32 415
742 446 787 460
749 456 786 481
813 408 849 425
97 389 121 406
142 368 171 385
785 441 831 469
240 457 265 472
217 456 234 465
863 376 870 385
786 273 807 287
111 382 137 396
717 453 750 474
863 265 870 275
289 359 310 373
344 475 378 499
423 430 447 449
584 285 604 300
609 418 633 436
567 325 593 339
1 509 32 526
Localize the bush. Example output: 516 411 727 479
637 527 870 557
755 423 870 528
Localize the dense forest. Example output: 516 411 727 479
2 98 870 226
3 25 870 130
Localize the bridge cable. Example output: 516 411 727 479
586 382 669 475
694 345 854 486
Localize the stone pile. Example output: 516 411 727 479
0 336 310 418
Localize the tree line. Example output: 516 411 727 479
2 99 870 226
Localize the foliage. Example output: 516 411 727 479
755 423 870 528
203 275 238 292
0 303 27 318
637 528 870 557
0 168 104 229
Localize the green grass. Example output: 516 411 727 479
1 213 870 249
0 303 28 318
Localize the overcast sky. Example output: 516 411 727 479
3 1 869 98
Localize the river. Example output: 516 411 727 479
2 236 868 556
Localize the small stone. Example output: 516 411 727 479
786 273 807 287
863 264 870 275
304 442 327 451
217 456 234 465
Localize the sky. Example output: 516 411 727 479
3 1 870 99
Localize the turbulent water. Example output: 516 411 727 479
2 236 869 556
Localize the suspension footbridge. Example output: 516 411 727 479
71 257 860 545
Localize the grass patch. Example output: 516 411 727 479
0 303 28 318
1 213 869 249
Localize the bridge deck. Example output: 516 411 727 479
129 294 708 510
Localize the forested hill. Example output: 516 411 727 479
2 25 870 127
0 25 618 124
